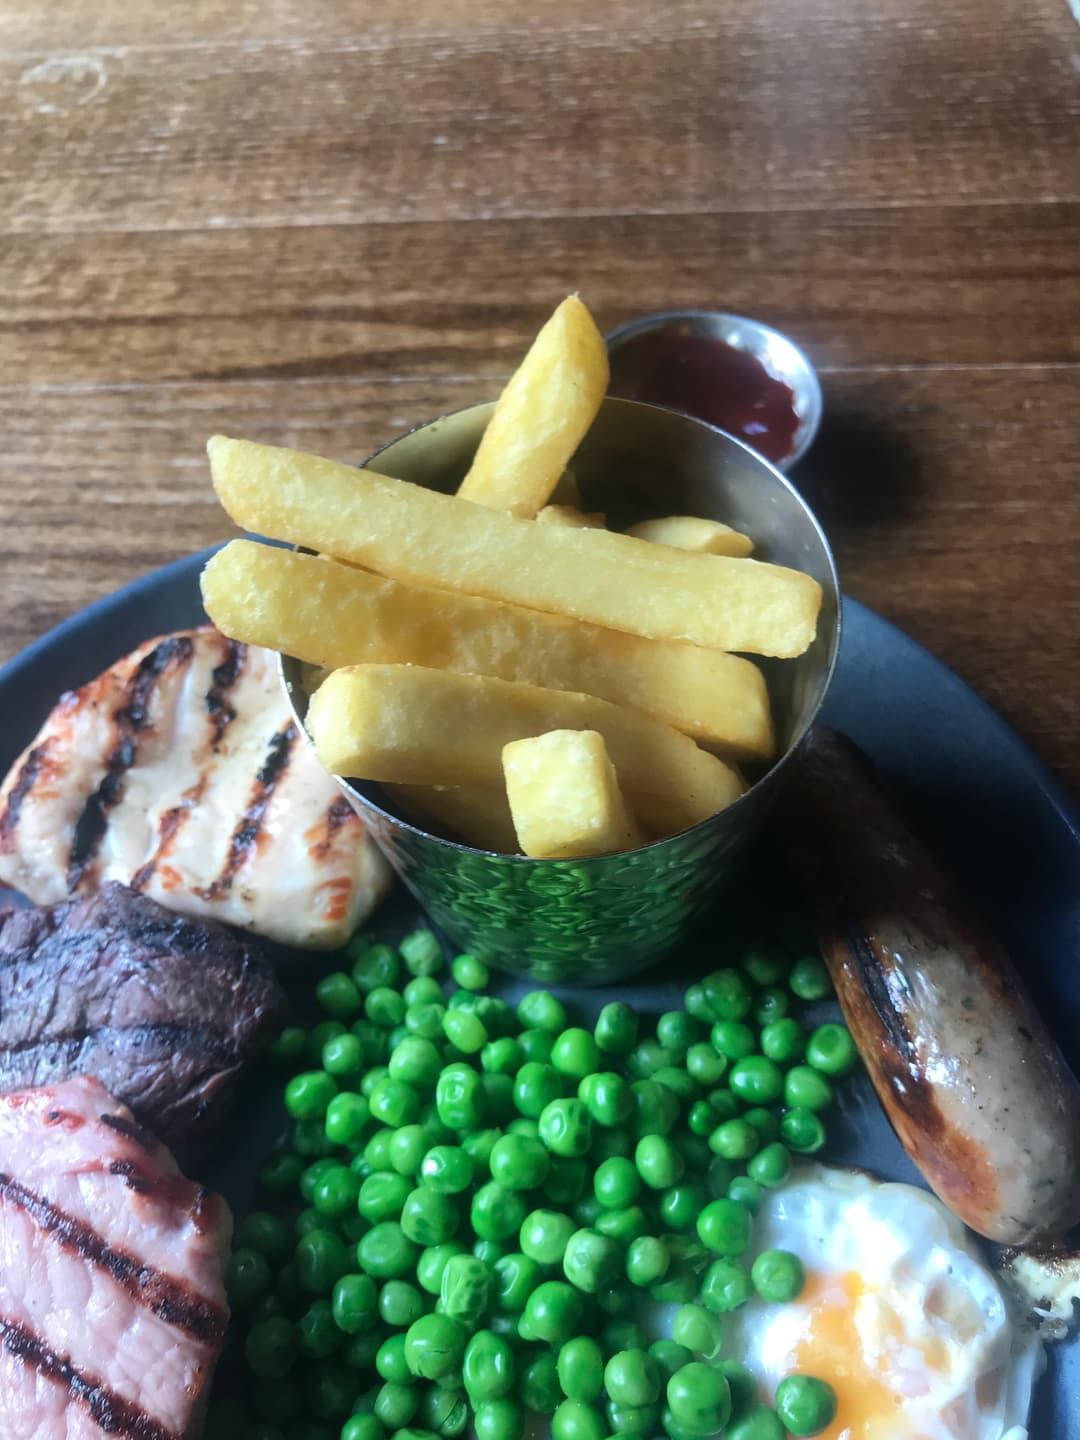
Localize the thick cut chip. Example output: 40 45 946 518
626 515 754 557
208 439 821 658
387 783 520 854
307 666 744 836
503 730 643 859
201 542 775 761
536 505 606 529
456 296 609 517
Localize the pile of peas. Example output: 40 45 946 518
208 926 856 1440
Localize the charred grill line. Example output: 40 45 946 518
199 723 298 900
66 637 195 891
129 780 207 894
0 743 47 854
0 1174 228 1345
309 796 357 863
206 639 245 749
0 1315 182 1440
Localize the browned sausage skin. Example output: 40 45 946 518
781 727 1080 1245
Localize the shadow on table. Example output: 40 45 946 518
790 404 925 530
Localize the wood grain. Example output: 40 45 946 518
1 0 1079 795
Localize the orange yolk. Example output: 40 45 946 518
792 1273 910 1439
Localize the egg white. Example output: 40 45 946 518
729 1164 1042 1440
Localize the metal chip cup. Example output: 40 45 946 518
281 398 840 985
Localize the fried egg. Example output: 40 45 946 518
730 1164 1042 1440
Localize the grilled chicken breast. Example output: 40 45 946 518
0 1076 230 1440
0 627 391 948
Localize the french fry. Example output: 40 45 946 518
307 665 744 836
387 784 520 853
201 542 775 761
536 505 606 529
503 731 642 858
208 438 821 658
456 296 609 517
626 515 754 558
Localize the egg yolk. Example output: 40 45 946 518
792 1272 922 1439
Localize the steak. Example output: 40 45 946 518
0 882 283 1149
0 625 392 948
0 1076 230 1440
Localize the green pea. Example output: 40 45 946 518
700 1257 752 1313
462 1127 501 1168
666 1362 732 1435
753 986 790 1027
309 1167 357 1219
518 990 567 1033
705 1155 735 1198
649 1261 698 1303
227 1248 272 1308
544 1157 589 1206
482 1036 524 1075
259 1150 304 1194
236 1211 290 1260
518 1027 555 1063
683 1044 724 1092
748 1142 792 1189
703 968 753 1022
356 1221 419 1279
672 1304 724 1360
709 1118 760 1161
341 1329 384 1370
775 1375 837 1435
399 928 442 977
375 1331 412 1382
449 951 488 990
648 1339 692 1382
374 1382 419 1430
555 1336 604 1402
539 1098 592 1158
520 1208 576 1265
523 1280 583 1343
562 1228 620 1292
402 974 441 1007
805 1023 858 1076
626 1039 676 1079
759 1018 805 1066
513 1062 562 1119
323 1093 369 1148
594 1155 641 1209
431 1250 487 1321
369 1077 421 1128
738 942 788 986
406 1002 446 1040
401 1187 459 1245
436 1063 486 1130
634 1134 684 1189
685 1100 715 1138
625 1235 669 1287
716 1359 757 1417
341 1418 387 1440
331 1273 377 1333
652 1067 697 1104
489 1250 538 1313
696 1198 752 1257
520 1349 562 1412
784 1065 834 1112
551 1400 606 1440
579 1071 633 1127
316 971 363 1020
285 1071 338 1121
726 1404 786 1440
245 1316 299 1379
707 1089 740 1123
742 1107 780 1144
443 1008 489 1054
751 1248 805 1302
401 1311 466 1379
389 1036 441 1087
294 1116 338 1158
780 1107 827 1153
421 1389 468 1438
463 1329 516 1400
593 1001 638 1055
269 1026 307 1065
630 1078 678 1137
321 1032 363 1078
595 1204 649 1243
709 1020 755 1062
473 1399 524 1440
727 1175 763 1211
415 1144 471 1194
366 986 406 1028
389 1125 428 1177
358 1172 412 1222
658 1182 702 1231
296 1230 351 1293
729 1055 784 1105
550 1027 601 1080
789 956 832 1001
604 1348 661 1406
472 1182 528 1242
489 1133 551 1191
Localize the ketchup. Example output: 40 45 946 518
609 328 800 465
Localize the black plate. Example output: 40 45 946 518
0 547 1076 1430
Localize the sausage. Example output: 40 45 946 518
779 727 1080 1245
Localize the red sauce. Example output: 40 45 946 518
609 328 800 464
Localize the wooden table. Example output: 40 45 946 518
2 0 1078 790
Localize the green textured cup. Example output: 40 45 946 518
280 398 840 984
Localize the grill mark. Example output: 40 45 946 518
67 637 195 891
0 1020 237 1067
0 744 47 853
129 778 207 894
199 724 298 900
206 639 246 749
0 1316 183 1440
308 795 357 863
0 1174 227 1346
99 1111 160 1155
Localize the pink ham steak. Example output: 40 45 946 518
0 626 391 948
0 1076 230 1439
